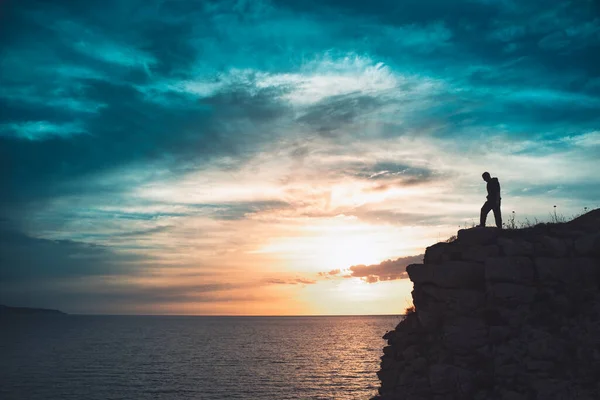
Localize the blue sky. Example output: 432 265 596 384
1 0 599 314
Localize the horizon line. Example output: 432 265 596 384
63 313 406 317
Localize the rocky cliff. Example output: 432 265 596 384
374 209 600 400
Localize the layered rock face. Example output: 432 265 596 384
375 210 600 400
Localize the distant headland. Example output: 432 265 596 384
0 304 67 316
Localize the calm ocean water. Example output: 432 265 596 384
0 315 402 400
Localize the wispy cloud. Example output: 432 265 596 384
265 277 317 285
0 121 87 140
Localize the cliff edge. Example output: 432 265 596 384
374 209 600 400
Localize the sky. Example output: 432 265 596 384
1 0 599 315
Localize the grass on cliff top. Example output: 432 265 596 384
502 205 588 230
445 206 596 243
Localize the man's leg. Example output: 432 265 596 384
493 203 502 229
480 201 493 226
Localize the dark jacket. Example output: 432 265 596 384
487 177 501 201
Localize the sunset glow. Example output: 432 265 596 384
1 0 599 315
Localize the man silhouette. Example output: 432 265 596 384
478 172 502 228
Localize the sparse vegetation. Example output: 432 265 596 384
517 216 540 229
443 206 596 240
503 211 539 229
445 234 458 243
505 210 517 229
403 298 416 315
462 220 476 229
549 205 567 224
500 205 592 230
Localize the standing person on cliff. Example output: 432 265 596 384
478 172 502 228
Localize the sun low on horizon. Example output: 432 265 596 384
1 0 599 316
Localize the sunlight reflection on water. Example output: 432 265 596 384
0 315 403 400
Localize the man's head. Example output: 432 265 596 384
482 172 491 182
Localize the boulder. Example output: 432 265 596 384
443 317 488 352
403 345 421 359
535 258 574 285
429 364 472 394
412 357 428 372
573 258 600 289
498 237 534 256
421 285 485 315
377 367 400 391
382 345 394 356
488 282 536 305
407 263 433 284
462 244 500 262
407 262 484 289
525 359 554 373
489 326 512 343
425 242 452 264
497 307 533 331
574 232 600 256
525 329 560 360
485 257 535 284
458 227 500 245
531 379 571 400
494 362 520 379
416 305 443 331
534 236 568 257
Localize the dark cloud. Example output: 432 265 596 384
201 83 293 122
354 162 435 184
114 225 174 238
296 93 386 135
280 0 500 29
85 282 242 303
317 269 346 280
322 161 439 190
280 0 600 78
0 226 142 283
0 81 207 207
322 254 424 283
0 279 267 314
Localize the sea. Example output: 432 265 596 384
0 315 403 400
